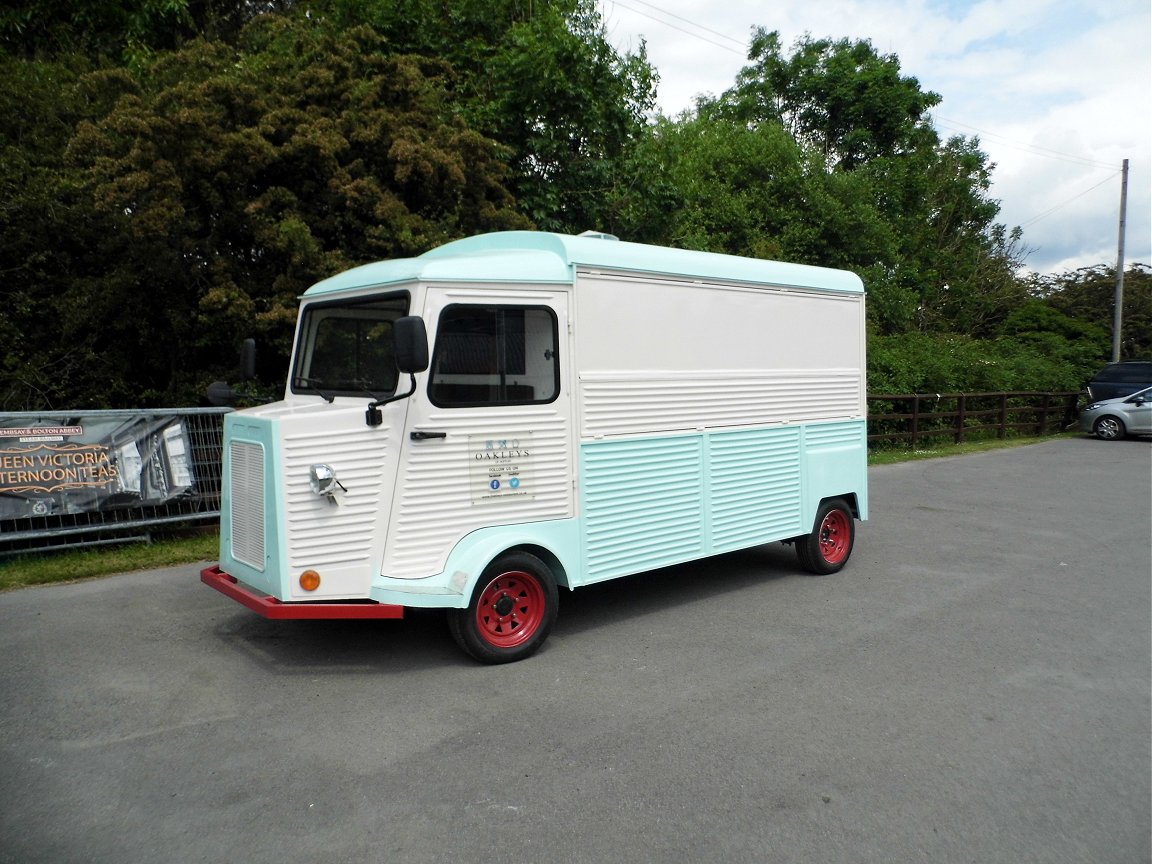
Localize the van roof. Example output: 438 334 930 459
303 231 866 297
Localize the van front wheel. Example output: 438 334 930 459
448 552 558 664
796 499 855 575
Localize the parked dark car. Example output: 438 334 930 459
1085 361 1152 402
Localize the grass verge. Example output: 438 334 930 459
866 432 1077 465
2 433 1079 592
0 530 219 592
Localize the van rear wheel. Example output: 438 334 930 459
796 499 855 575
448 552 558 664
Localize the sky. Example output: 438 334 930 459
597 0 1151 278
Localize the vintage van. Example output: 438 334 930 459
202 231 868 662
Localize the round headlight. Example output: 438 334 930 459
309 463 338 496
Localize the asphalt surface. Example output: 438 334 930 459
1 436 1149 864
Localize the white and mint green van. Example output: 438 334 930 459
202 231 868 663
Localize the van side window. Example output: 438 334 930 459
429 305 559 407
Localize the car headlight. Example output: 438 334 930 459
309 463 339 497
1084 402 1103 411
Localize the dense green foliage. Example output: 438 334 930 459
1 2 1144 409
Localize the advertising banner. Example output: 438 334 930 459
0 413 196 520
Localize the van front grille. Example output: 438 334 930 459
229 440 266 570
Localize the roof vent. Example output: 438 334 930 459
578 230 619 241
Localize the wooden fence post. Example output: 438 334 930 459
911 394 920 448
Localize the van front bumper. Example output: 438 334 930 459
201 565 405 619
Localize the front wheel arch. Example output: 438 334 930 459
447 551 559 664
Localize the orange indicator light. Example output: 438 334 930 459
299 570 321 592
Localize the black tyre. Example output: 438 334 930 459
1093 415 1125 440
796 499 855 575
448 552 558 664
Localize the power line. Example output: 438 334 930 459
601 0 747 56
932 115 1116 170
1018 170 1121 228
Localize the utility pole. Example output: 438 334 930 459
1111 158 1128 362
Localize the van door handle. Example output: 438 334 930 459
410 430 447 441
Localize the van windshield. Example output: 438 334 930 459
292 294 409 398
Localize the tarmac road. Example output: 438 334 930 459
1 436 1149 864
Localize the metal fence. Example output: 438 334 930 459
1 408 230 554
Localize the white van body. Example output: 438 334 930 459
203 231 868 661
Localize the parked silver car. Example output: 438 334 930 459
1079 386 1152 440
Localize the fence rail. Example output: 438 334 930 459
867 391 1081 447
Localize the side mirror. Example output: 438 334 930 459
365 316 429 427
206 381 237 407
394 316 429 374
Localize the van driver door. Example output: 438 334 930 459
379 286 574 581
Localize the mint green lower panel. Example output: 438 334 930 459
578 423 866 587
803 421 869 520
709 427 803 552
371 518 582 608
580 436 706 584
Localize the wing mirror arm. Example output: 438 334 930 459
367 316 429 427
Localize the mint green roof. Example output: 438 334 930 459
303 231 864 297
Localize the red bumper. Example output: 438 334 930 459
200 565 404 620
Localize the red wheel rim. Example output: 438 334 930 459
817 509 851 566
474 570 546 649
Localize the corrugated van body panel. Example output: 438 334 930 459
803 420 870 521
581 371 861 437
576 421 865 588
708 427 803 552
281 424 389 574
383 410 572 580
220 401 403 601
580 436 705 583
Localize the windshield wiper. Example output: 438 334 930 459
292 376 336 403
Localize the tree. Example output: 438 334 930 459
1035 263 1152 360
1 1 658 408
309 0 657 233
718 32 1028 337
0 53 134 409
6 17 529 407
608 112 894 269
0 0 270 62
464 1 656 232
720 30 940 170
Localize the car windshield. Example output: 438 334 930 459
292 294 409 397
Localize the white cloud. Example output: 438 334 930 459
599 0 1151 275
